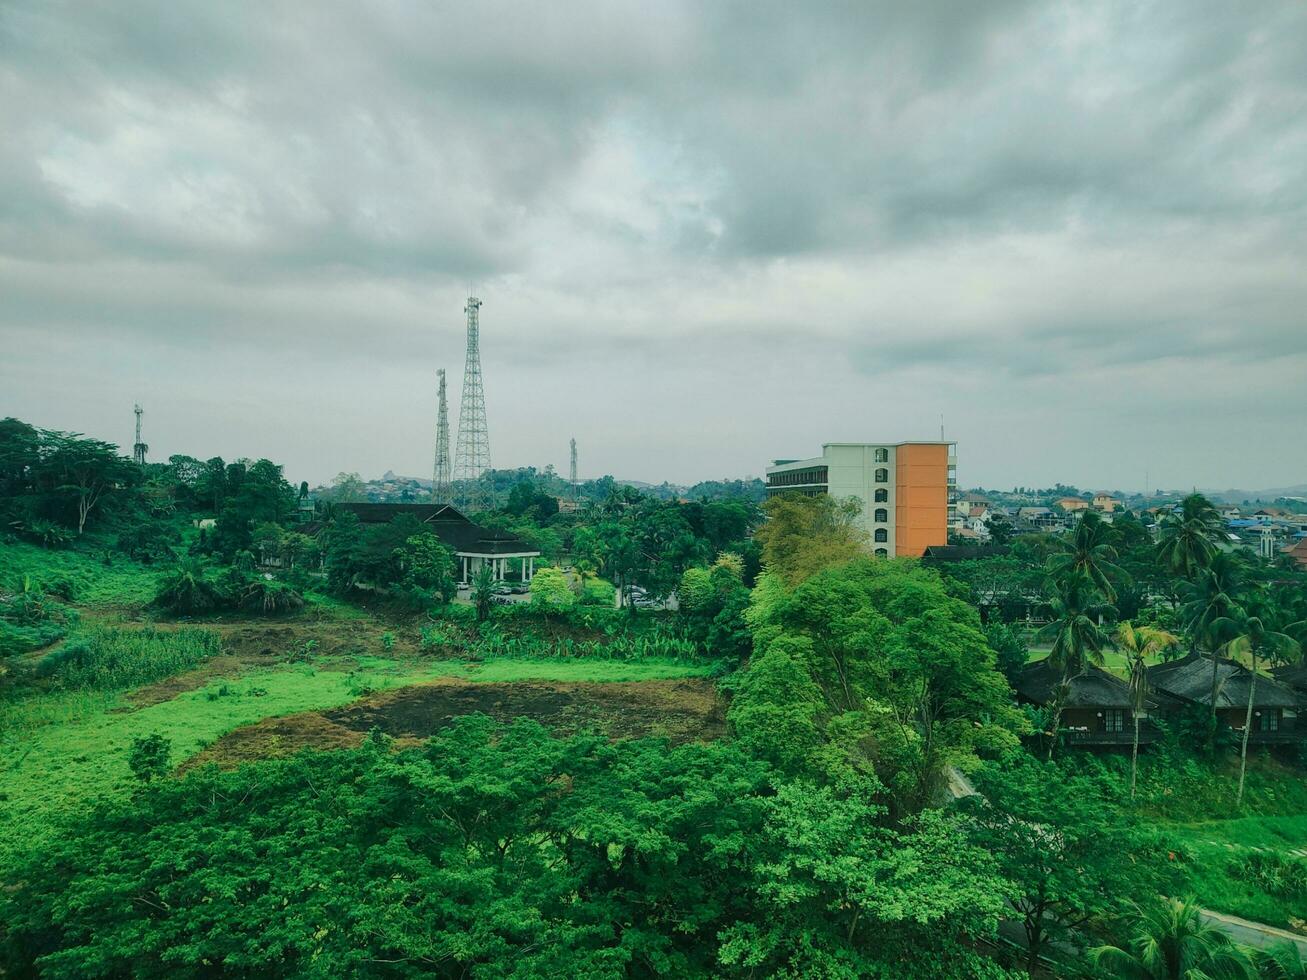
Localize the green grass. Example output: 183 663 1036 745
0 539 160 607
0 655 713 868
1165 817 1307 928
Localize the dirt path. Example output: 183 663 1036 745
182 676 725 770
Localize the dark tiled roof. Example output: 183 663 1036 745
1272 662 1307 694
1017 659 1139 709
1147 654 1298 709
332 503 540 557
921 545 1006 562
338 502 461 524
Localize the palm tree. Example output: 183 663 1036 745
1035 576 1116 758
1222 615 1301 806
1048 510 1129 602
1258 942 1307 979
1157 493 1225 581
1116 622 1180 799
1181 554 1246 718
1091 897 1254 979
470 565 496 623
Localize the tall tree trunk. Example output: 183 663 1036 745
1130 714 1140 799
1237 653 1257 807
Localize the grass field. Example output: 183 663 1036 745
0 539 161 607
0 653 715 868
1165 816 1307 928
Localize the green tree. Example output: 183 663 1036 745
967 757 1176 971
1048 509 1128 601
529 566 575 615
1035 577 1116 756
36 431 137 535
398 531 458 603
1182 554 1246 719
754 492 868 586
471 564 496 622
1091 897 1254 979
1115 622 1180 798
127 733 171 784
1223 615 1301 805
1157 493 1224 580
151 558 227 614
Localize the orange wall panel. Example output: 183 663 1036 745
894 443 949 557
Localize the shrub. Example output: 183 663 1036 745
151 559 229 615
238 578 305 615
128 733 171 784
36 627 221 691
1231 852 1307 900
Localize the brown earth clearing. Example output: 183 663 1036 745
182 677 725 770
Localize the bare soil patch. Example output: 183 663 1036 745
183 677 725 770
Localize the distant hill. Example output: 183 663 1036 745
1201 484 1307 504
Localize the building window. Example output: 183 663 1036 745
874 508 888 523
1103 709 1126 734
1258 709 1281 733
874 489 888 503
874 547 888 558
874 468 888 483
874 528 888 543
874 448 888 463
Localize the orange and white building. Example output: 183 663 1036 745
765 442 957 557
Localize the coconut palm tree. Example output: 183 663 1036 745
1222 615 1301 806
1181 554 1246 718
1048 510 1129 602
1258 942 1307 979
1157 493 1225 581
1035 576 1116 757
1116 622 1180 799
1091 897 1254 979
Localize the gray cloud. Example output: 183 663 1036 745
1 0 1305 491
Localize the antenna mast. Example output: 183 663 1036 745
452 295 491 511
569 437 578 501
132 403 148 466
432 369 451 502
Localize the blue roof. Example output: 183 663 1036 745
1227 519 1259 528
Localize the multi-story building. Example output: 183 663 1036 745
765 442 957 557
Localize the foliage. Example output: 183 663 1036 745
35 626 221 691
754 492 868 586
127 733 172 784
1230 852 1307 901
2 718 1017 978
238 577 305 615
529 565 576 614
1090 896 1254 979
966 755 1179 968
151 558 230 614
471 564 496 622
738 558 1022 809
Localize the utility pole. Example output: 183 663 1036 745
452 295 491 511
569 438 578 501
432 369 451 503
132 404 148 466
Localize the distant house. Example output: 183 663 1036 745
1016 659 1174 747
920 544 1005 562
1091 494 1120 512
320 502 542 585
1055 497 1090 512
1281 538 1307 570
1015 506 1062 531
1147 653 1300 745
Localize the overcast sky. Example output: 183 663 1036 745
3 2 1305 493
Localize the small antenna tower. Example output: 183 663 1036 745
569 438 578 500
432 369 451 502
132 403 148 465
452 295 491 511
